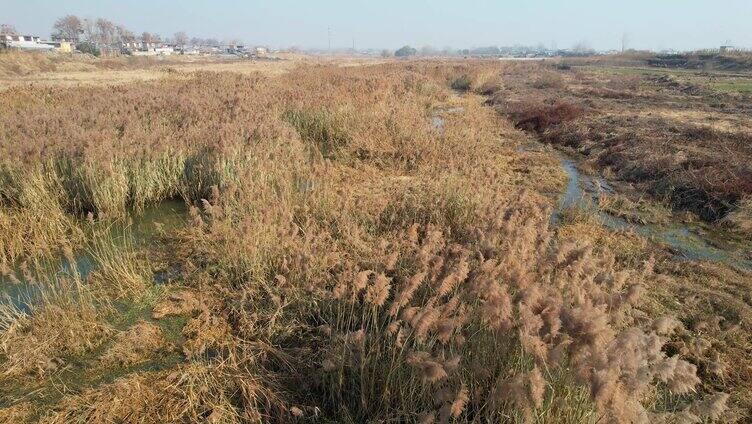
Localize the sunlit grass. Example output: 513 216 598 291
0 60 734 423
710 81 752 93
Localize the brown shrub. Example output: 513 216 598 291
514 102 585 133
531 72 566 89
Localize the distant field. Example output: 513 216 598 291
565 51 752 73
583 65 704 76
580 64 752 80
711 81 752 93
0 51 385 90
584 65 752 94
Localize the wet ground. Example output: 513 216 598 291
0 200 187 309
554 155 752 270
0 200 190 411
432 107 751 271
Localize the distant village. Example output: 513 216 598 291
0 17 272 58
0 17 742 60
0 17 662 61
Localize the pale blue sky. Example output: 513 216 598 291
5 0 752 51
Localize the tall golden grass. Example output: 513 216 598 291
0 62 731 423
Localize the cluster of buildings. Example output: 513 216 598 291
458 45 602 59
121 41 269 57
1 33 270 58
1 34 73 53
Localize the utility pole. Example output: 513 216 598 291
352 37 356 52
621 33 629 53
328 26 332 52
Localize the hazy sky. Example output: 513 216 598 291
5 0 752 51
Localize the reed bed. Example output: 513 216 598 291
0 62 733 422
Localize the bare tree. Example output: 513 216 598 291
141 32 154 45
441 46 456 56
0 24 18 36
116 25 135 44
81 18 96 42
95 18 116 46
572 40 594 54
419 45 437 56
174 31 188 47
53 15 82 42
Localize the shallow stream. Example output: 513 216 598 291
555 156 752 270
431 107 750 270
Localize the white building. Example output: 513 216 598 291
154 46 174 56
126 42 175 56
2 35 55 51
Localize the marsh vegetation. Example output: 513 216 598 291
0 57 749 423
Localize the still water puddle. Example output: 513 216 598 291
0 201 189 409
0 200 187 308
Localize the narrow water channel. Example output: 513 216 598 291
430 108 749 270
555 156 752 270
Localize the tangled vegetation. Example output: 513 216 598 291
487 60 752 234
0 60 742 422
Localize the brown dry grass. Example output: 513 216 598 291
0 51 385 91
0 280 113 378
98 320 173 368
0 60 742 423
486 60 752 236
0 402 36 424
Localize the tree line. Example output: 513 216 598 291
50 15 229 47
